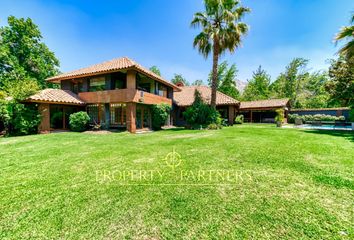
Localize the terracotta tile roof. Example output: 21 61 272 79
240 99 289 109
27 89 85 105
46 57 180 90
173 86 239 107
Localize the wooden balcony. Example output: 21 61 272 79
78 89 172 105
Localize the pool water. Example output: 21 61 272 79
300 124 353 130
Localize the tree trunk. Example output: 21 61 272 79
211 38 219 109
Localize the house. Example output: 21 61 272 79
26 57 180 133
172 82 239 126
238 99 290 123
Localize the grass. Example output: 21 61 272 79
0 124 353 239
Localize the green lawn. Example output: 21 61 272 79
0 125 353 239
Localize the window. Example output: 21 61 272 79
89 77 105 92
87 104 99 124
112 72 127 89
158 84 167 97
110 103 126 126
138 83 151 93
72 81 83 93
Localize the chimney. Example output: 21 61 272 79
175 81 185 87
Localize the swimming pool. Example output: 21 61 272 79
299 124 353 131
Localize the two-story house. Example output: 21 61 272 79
26 57 180 133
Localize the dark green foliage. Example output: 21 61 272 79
270 58 309 108
149 66 161 76
0 16 59 88
0 79 41 136
183 90 222 128
326 57 354 106
349 107 354 122
242 66 270 101
69 112 90 132
171 74 189 86
191 79 204 86
208 61 240 99
235 114 244 124
151 104 171 130
288 113 346 123
3 102 41 136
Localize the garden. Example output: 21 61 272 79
0 124 353 238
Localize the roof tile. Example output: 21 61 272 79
240 99 289 109
173 86 239 106
27 89 85 105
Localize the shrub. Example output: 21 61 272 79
1 102 41 136
349 107 354 122
183 90 222 129
151 104 171 130
69 111 90 132
288 113 346 123
207 123 223 130
235 115 244 124
275 109 285 123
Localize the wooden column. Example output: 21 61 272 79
126 103 136 133
228 105 235 126
250 110 253 123
127 70 136 89
38 103 50 133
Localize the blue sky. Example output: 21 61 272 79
1 0 352 84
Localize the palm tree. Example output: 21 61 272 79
335 14 354 61
191 0 250 108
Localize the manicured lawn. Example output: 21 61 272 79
0 125 353 239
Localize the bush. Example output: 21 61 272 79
151 104 171 130
349 107 354 122
235 115 244 124
288 113 346 123
1 102 41 136
69 111 90 132
183 90 222 129
275 109 285 123
207 123 223 130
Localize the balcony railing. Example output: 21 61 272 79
78 89 172 105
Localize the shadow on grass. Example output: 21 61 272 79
162 127 186 132
302 129 354 142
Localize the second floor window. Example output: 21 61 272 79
158 84 167 98
89 77 105 92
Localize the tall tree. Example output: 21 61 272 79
270 58 309 107
149 66 161 76
191 79 204 86
171 74 189 86
0 16 60 88
335 14 354 62
325 57 354 106
208 61 239 99
191 0 250 108
242 66 271 101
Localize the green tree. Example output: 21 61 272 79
299 71 332 108
0 16 59 88
335 14 354 61
217 62 239 99
191 0 250 108
191 79 204 86
270 58 309 107
171 74 189 86
242 66 271 101
149 66 161 76
325 57 354 106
